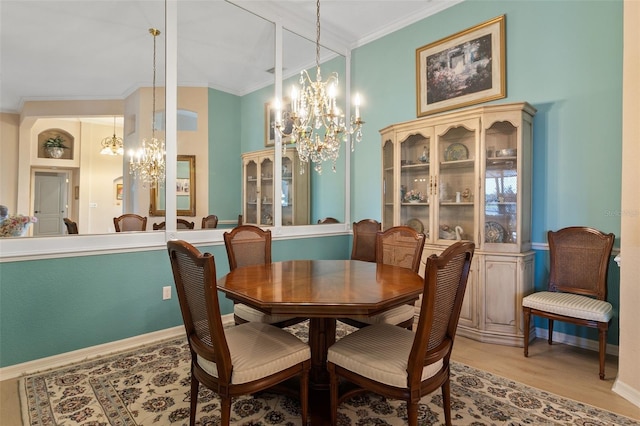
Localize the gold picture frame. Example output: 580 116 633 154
416 15 506 117
149 155 196 216
265 99 294 146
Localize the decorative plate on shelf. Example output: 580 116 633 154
407 218 424 233
444 142 469 161
485 221 505 243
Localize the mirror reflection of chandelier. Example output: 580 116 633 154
100 116 124 155
129 28 165 188
274 0 364 174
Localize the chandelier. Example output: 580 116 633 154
274 0 364 174
129 28 165 188
100 116 124 155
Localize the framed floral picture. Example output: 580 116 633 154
265 99 294 146
416 15 506 117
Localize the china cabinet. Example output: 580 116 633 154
241 148 309 226
380 102 536 346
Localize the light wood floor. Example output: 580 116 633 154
2 336 639 425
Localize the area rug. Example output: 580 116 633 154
20 322 639 426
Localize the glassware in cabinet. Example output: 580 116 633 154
436 124 477 244
382 138 395 230
400 133 430 236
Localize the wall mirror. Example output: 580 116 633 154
150 155 196 217
1 0 350 244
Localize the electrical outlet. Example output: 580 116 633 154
162 286 171 300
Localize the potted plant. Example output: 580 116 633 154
43 136 69 159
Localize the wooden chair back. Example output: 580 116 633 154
153 219 195 230
318 217 339 224
351 219 381 262
201 215 219 229
167 240 230 380
223 225 271 270
411 242 475 372
376 225 425 273
548 226 615 298
63 218 78 234
114 214 147 232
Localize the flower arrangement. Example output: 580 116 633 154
43 136 69 149
0 215 38 237
404 190 425 202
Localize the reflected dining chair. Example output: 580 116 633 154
340 225 425 330
318 217 339 224
522 226 615 379
350 219 381 262
201 214 219 229
113 214 147 232
166 240 310 426
223 225 306 328
328 241 475 426
153 219 195 230
63 218 78 234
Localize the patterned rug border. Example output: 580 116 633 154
19 329 640 426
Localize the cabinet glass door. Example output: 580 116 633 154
281 154 293 225
436 123 477 244
484 121 518 246
259 157 273 225
244 160 258 224
400 133 430 237
382 138 394 230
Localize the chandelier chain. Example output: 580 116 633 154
129 28 165 188
315 0 320 70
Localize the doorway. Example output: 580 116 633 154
33 172 68 236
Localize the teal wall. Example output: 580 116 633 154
0 235 350 367
350 0 623 343
208 89 242 221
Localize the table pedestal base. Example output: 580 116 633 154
308 318 336 389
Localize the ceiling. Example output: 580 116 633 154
0 0 461 113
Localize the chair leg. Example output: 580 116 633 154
523 307 531 357
328 363 338 426
407 400 419 426
598 324 608 380
442 378 452 426
189 373 199 426
220 396 232 425
300 365 309 425
548 319 554 344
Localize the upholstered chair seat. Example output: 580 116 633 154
522 291 613 323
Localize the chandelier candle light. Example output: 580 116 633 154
129 28 166 188
100 116 124 155
274 0 364 174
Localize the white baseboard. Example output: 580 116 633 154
534 327 619 357
0 314 235 381
612 378 640 410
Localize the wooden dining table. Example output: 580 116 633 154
217 259 424 388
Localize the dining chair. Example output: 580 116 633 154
63 218 78 234
152 219 195 230
318 217 339 224
113 214 147 232
328 241 475 426
201 214 219 229
166 240 310 426
523 226 615 379
350 219 381 262
340 225 425 330
223 225 306 328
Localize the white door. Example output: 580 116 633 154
34 172 67 236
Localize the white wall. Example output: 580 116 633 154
614 0 640 409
